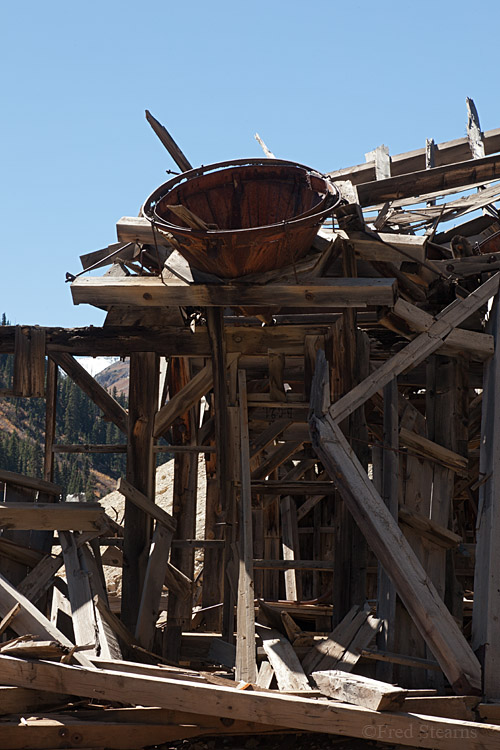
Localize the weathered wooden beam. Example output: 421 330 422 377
0 573 93 667
328 126 500 185
0 503 107 531
235 370 257 683
310 408 482 695
117 478 176 533
1 656 497 749
135 524 173 651
328 272 500 424
356 153 500 207
313 670 407 711
51 352 128 434
71 276 398 309
145 110 193 173
122 351 158 632
0 470 62 496
473 293 500 699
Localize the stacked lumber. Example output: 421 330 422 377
3 99 500 748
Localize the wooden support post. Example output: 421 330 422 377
207 308 236 642
43 358 58 483
376 377 398 682
121 352 158 633
235 369 257 683
473 292 500 699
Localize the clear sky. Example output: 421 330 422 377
2 0 500 327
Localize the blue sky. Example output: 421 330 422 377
2 0 500 327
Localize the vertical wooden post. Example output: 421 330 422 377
122 352 158 633
473 292 500 699
44 358 58 483
376 377 398 682
235 369 257 682
206 308 236 641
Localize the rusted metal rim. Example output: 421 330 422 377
141 158 341 236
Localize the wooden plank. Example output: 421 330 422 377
356 153 500 207
71 276 398 309
0 686 70 716
312 670 407 711
301 605 368 675
334 615 381 671
235 370 257 683
122 351 158 632
328 272 500 424
256 625 311 692
145 110 193 172
154 362 212 437
51 352 128 434
399 427 469 475
12 326 31 396
473 292 500 699
44 357 58 482
281 496 301 601
381 298 494 360
17 553 63 602
310 408 481 695
256 660 275 688
0 469 62 496
60 531 100 658
0 503 107 531
0 572 93 667
117 477 176 533
399 507 462 549
1 656 497 750
327 126 500 185
376 377 398 683
135 524 173 651
154 353 235 439
251 441 304 481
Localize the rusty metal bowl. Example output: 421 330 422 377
142 158 341 279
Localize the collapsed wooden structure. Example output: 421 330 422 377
3 100 500 747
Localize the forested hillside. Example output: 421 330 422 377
0 317 127 498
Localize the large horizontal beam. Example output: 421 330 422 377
71 277 397 309
0 324 333 357
0 656 498 749
328 126 500 185
356 153 500 207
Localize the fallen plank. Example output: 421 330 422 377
71 276 398 309
301 605 369 675
0 573 93 667
0 656 498 750
312 670 407 711
256 624 311 692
